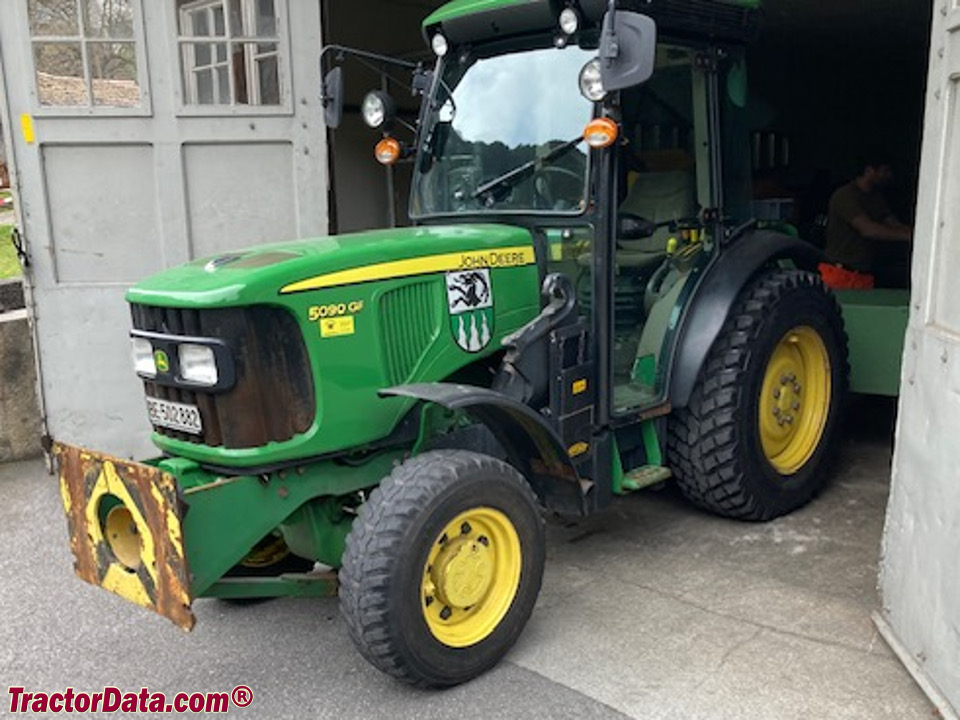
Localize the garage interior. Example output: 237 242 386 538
325 0 933 243
318 0 943 714
0 0 948 717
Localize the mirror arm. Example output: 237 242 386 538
601 0 620 66
320 44 419 73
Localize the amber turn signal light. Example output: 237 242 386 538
583 117 618 149
375 137 402 166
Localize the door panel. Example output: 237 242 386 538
183 142 298 256
45 143 163 283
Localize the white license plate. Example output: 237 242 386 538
146 397 203 435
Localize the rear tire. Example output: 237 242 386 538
668 269 848 520
339 450 545 687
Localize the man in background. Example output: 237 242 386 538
821 156 912 289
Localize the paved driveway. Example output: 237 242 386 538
0 405 933 719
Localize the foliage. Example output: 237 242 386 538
0 225 21 279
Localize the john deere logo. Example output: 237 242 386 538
153 350 170 374
446 269 494 354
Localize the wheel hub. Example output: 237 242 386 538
759 327 831 475
434 537 494 608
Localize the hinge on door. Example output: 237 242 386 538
10 227 30 268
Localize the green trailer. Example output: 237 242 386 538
56 0 898 687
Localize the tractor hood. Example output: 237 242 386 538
126 224 536 308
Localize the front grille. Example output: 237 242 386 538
379 281 440 385
130 304 315 449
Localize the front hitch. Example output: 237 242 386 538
55 443 195 629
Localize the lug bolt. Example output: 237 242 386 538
784 415 794 424
781 374 790 384
478 536 489 546
773 407 781 416
792 401 800 410
461 522 471 535
425 596 434 607
794 384 802 393
440 606 452 620
773 389 781 399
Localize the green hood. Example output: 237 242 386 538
126 224 535 308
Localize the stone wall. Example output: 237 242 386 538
0 279 42 461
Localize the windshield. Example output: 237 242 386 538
411 44 596 219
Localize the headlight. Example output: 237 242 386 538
131 338 156 377
361 91 395 129
579 57 606 102
178 343 218 386
559 8 579 35
431 32 449 57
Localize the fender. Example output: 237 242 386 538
379 383 588 515
668 230 823 409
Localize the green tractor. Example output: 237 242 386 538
56 0 848 688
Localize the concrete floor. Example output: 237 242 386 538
0 398 934 719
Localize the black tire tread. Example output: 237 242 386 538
339 449 541 687
667 268 848 521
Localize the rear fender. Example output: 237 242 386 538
668 231 823 409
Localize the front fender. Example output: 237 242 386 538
380 383 588 514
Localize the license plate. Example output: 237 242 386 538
146 397 203 435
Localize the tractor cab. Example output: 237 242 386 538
322 0 769 500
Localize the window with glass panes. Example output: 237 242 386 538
28 0 142 109
177 0 284 107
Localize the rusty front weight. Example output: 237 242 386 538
54 443 195 630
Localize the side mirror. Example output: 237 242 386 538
322 67 343 129
599 11 656 92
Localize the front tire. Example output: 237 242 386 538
339 450 545 687
668 269 848 520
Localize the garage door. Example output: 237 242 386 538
0 0 328 457
880 1 960 715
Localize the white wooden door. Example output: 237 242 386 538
880 1 960 715
0 0 327 457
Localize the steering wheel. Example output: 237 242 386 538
532 166 584 210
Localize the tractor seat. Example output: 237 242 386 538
616 169 697 266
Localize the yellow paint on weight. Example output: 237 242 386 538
281 245 535 294
20 114 35 144
320 316 355 338
572 379 587 395
568 441 589 458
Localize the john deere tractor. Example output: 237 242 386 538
56 0 847 687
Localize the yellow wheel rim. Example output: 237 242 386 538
103 505 143 571
421 507 522 648
240 534 289 568
758 325 832 475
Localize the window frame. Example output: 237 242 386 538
27 0 152 117
174 0 292 117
